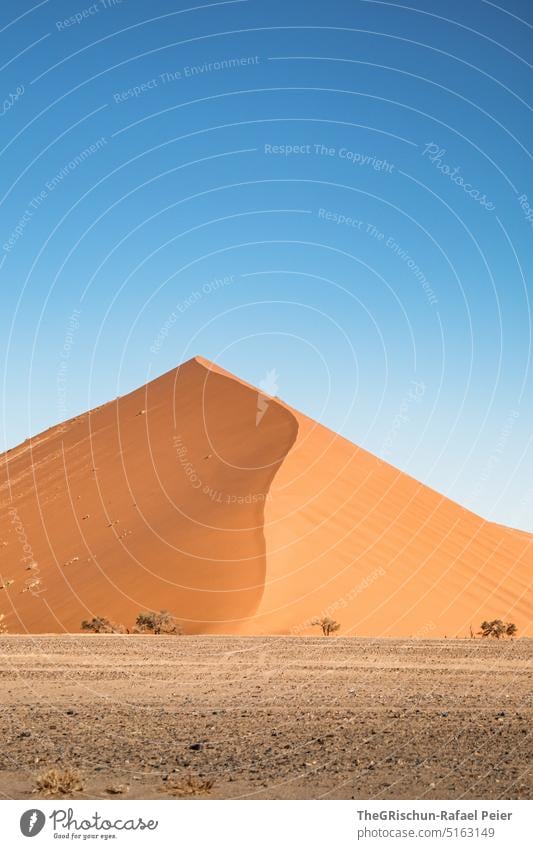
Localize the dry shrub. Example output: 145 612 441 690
34 767 84 797
164 774 215 797
135 610 182 635
81 616 125 634
311 616 341 636
479 620 518 639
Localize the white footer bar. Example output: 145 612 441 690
3 799 531 848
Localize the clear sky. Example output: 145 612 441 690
1 0 532 531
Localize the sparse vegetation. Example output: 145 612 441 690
21 579 41 594
134 610 182 635
479 619 518 639
79 610 182 634
63 557 80 566
311 617 341 637
34 768 84 797
0 614 7 634
164 773 215 797
81 616 125 634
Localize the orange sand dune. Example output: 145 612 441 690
0 357 531 637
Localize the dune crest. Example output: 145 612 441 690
0 357 530 637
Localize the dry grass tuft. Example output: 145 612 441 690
164 773 215 797
34 767 84 797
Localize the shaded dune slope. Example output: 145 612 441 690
0 358 298 633
0 357 531 636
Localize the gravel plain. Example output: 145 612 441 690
0 635 531 800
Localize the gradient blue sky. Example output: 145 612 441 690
1 0 532 530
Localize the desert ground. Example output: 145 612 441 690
0 635 531 800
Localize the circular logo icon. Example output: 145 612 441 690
20 809 46 837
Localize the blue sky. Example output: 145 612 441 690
1 0 532 530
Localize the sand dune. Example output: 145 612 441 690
0 357 530 636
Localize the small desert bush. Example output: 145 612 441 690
164 774 215 797
134 610 182 635
81 616 125 634
479 619 518 639
34 767 84 797
0 614 7 634
311 616 341 636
